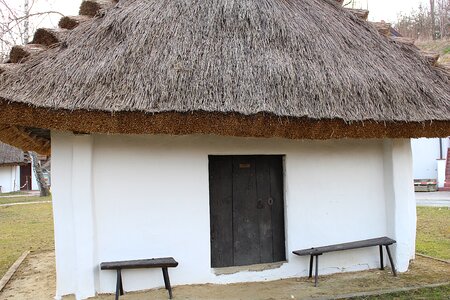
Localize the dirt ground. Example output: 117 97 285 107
0 251 55 300
0 251 449 300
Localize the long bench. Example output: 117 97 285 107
293 237 396 287
100 257 178 300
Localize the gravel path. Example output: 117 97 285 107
0 201 51 207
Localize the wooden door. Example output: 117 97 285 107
20 164 32 191
209 155 285 268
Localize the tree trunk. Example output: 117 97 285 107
29 151 50 197
430 0 436 39
24 0 30 44
439 0 449 39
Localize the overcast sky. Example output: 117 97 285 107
15 0 431 29
365 0 429 23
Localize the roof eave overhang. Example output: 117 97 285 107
0 162 28 167
1 100 449 155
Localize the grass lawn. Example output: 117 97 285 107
0 195 51 205
416 39 450 64
346 206 450 300
348 284 450 299
0 200 54 277
416 207 450 260
0 191 27 197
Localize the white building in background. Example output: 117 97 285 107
0 164 20 193
0 142 40 193
0 142 26 193
411 138 449 188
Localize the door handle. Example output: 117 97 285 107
257 199 264 209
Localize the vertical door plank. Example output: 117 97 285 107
269 156 286 262
209 155 285 268
232 156 260 266
256 156 273 263
209 156 233 267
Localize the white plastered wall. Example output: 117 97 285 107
51 132 416 300
30 155 40 191
411 138 449 182
383 140 416 272
0 165 20 193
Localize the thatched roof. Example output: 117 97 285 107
0 142 28 166
0 0 449 153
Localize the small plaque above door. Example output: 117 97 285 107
239 163 251 168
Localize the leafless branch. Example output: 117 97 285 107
343 1 353 8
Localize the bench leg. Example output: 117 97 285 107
379 245 384 270
115 269 124 300
385 245 397 277
162 267 173 299
314 255 319 287
309 255 313 278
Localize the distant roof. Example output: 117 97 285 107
0 142 28 166
0 0 448 154
390 27 401 37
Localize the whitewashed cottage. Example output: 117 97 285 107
0 0 449 299
0 142 37 192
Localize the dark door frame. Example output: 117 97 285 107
208 155 287 268
20 163 32 191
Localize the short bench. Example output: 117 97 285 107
100 257 178 300
293 237 396 287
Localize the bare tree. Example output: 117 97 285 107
343 0 354 8
29 151 50 197
396 4 432 40
343 0 368 9
436 0 450 38
24 0 29 43
430 0 436 39
0 0 64 60
395 1 450 40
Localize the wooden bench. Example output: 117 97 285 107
293 237 396 287
100 257 178 300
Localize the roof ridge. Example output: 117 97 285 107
338 2 449 80
1 0 447 80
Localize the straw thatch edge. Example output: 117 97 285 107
0 124 50 155
1 100 449 152
0 141 28 166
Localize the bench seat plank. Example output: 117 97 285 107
100 257 178 299
100 257 178 270
292 236 396 287
293 237 395 256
